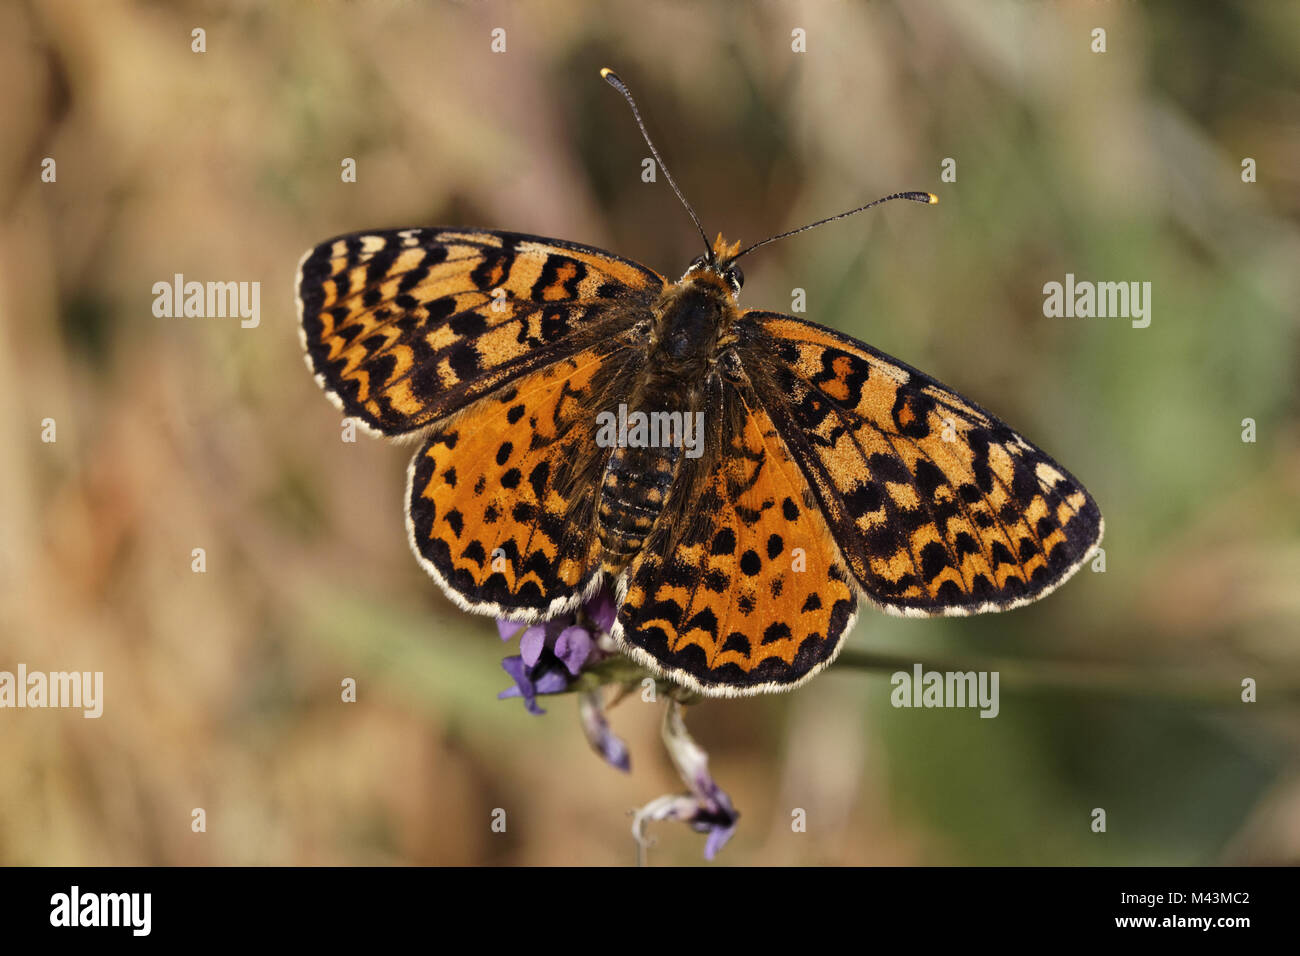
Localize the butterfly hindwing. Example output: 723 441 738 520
406 336 642 619
740 313 1103 616
613 360 858 696
297 228 663 436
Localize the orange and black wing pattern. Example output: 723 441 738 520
406 334 642 619
296 228 662 436
738 313 1103 617
613 357 858 696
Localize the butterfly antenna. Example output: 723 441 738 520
731 191 938 263
601 68 713 258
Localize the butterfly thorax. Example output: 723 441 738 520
648 270 738 369
594 269 737 573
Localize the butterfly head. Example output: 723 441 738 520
681 234 745 297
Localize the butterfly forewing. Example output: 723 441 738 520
297 228 662 436
739 313 1103 616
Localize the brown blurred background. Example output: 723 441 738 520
1 0 1298 865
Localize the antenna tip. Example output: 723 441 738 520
927 192 939 204
600 67 621 85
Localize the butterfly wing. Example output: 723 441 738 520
297 228 662 435
612 358 859 696
406 333 644 619
738 313 1103 616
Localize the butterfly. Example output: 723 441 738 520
296 68 1103 698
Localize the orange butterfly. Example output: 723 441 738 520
297 69 1103 698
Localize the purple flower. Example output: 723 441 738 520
493 590 741 856
495 585 618 716
497 620 589 714
498 653 572 715
632 700 740 860
493 589 740 858
694 789 740 861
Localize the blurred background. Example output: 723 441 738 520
1 0 1297 866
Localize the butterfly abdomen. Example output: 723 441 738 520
597 442 680 573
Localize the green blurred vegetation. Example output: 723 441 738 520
0 0 1296 865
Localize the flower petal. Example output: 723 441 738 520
498 655 545 715
518 625 548 667
554 625 594 676
533 668 570 696
703 820 738 860
584 587 618 634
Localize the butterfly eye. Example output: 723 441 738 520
726 265 744 290
688 255 707 272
